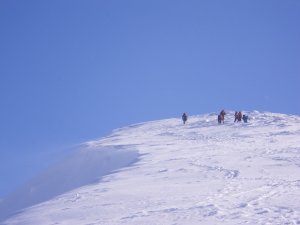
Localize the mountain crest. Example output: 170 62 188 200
2 111 300 225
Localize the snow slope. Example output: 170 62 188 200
1 111 300 225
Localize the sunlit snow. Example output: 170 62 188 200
1 111 300 225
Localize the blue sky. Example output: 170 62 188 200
0 0 299 198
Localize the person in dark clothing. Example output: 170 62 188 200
218 110 226 124
234 111 239 122
218 114 222 124
238 111 242 122
242 114 248 123
182 113 188 124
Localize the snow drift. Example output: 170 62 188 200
1 111 300 225
0 146 139 221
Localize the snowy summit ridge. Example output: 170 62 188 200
1 111 300 225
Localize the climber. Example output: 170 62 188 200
242 114 248 123
182 113 188 124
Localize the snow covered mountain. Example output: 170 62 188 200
1 111 300 225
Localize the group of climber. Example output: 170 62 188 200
234 111 248 123
217 110 249 124
218 110 249 124
181 110 248 125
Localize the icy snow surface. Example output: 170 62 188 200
1 111 300 225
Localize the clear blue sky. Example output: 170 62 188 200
0 0 299 198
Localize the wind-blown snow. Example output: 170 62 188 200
0 147 139 222
1 111 300 225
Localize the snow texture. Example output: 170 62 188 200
1 111 300 225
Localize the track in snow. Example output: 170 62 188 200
1 111 300 225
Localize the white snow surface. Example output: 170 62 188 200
1 111 300 225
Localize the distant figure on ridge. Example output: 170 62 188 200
234 111 239 122
182 113 188 124
235 111 242 122
218 110 226 124
238 111 242 122
242 114 248 123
